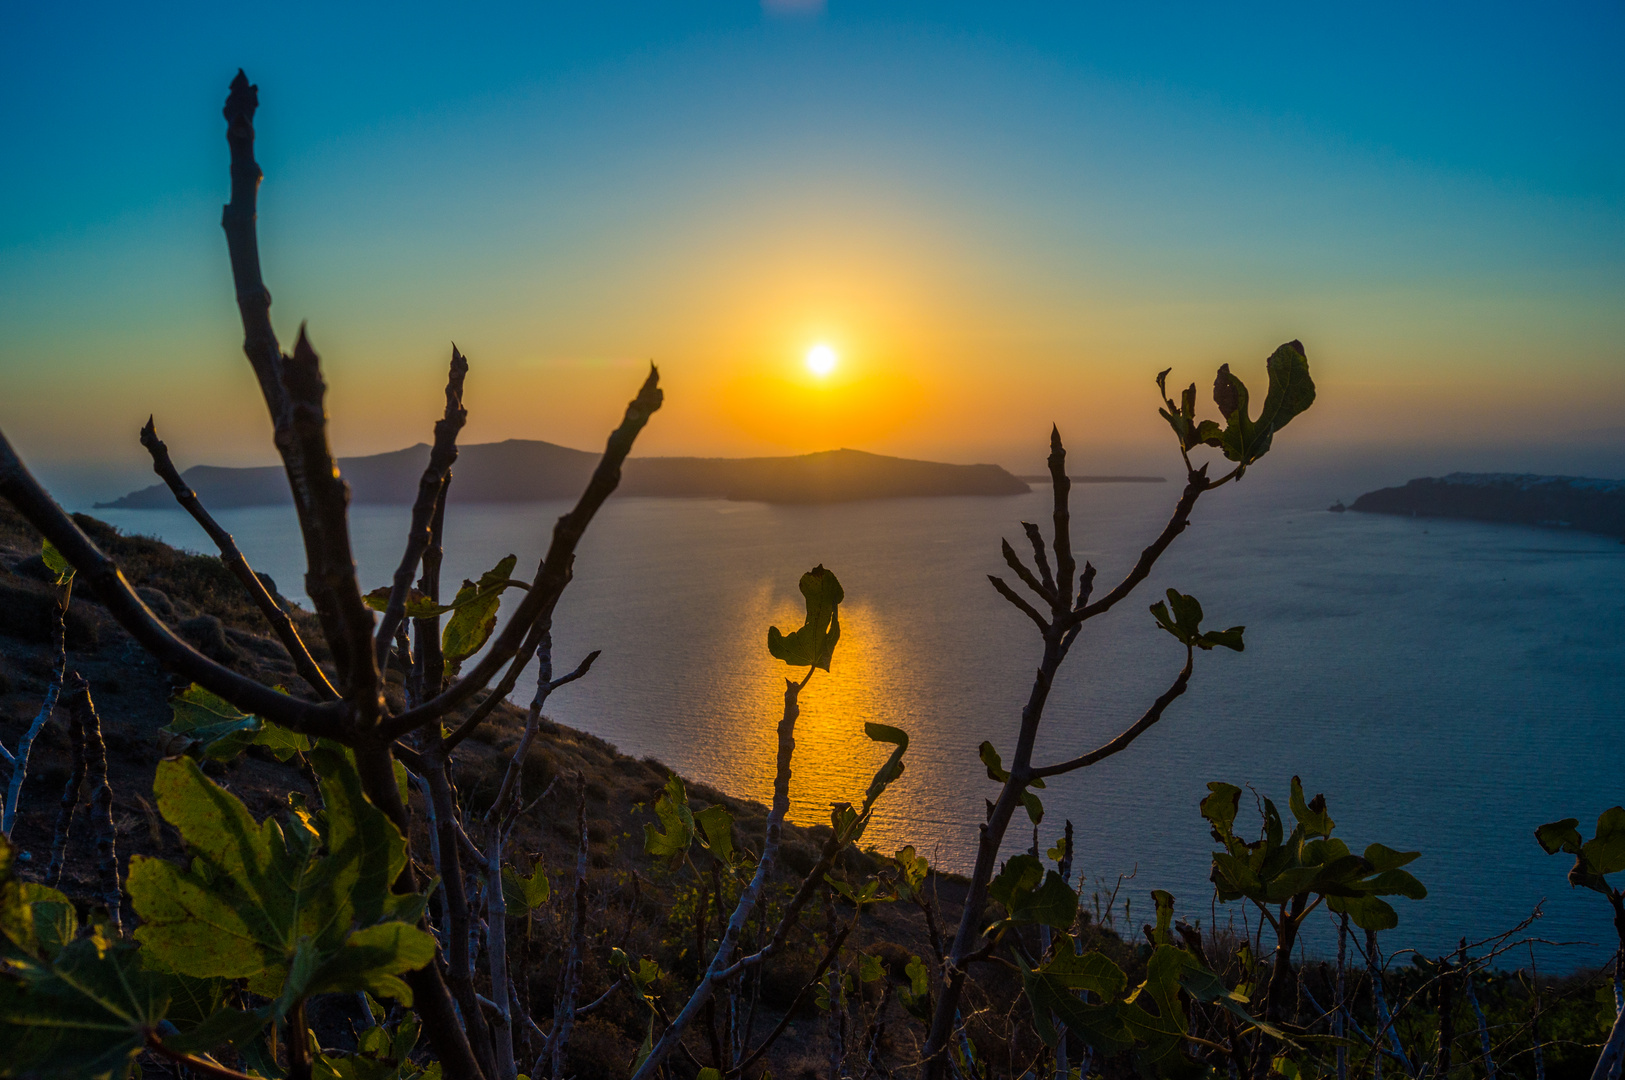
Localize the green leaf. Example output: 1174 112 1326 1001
1326 893 1398 932
1152 590 1243 652
1535 818 1583 856
1149 889 1175 946
694 805 736 865
40 540 74 586
161 684 312 762
858 953 885 983
1255 341 1316 442
850 723 910 834
0 876 76 962
440 555 520 676
127 749 430 1004
501 864 550 913
1011 871 1079 929
1020 789 1045 825
1582 807 1625 877
0 935 164 1080
979 741 1009 783
1287 777 1334 839
1365 869 1427 900
1362 843 1421 872
1018 949 1136 1056
1200 783 1242 838
162 1005 271 1055
162 684 263 760
988 854 1045 912
766 565 843 671
892 846 930 900
642 775 694 864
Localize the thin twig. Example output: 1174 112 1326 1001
1030 647 1194 779
551 773 591 1080
139 417 336 700
68 678 121 933
0 429 345 737
383 366 662 739
2 570 70 837
375 348 468 669
632 674 808 1080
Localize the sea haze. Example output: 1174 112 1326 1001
91 467 1625 968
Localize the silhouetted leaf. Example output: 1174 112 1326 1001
767 565 844 671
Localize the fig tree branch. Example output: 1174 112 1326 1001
0 428 345 737
375 346 468 670
139 416 337 700
1029 646 1195 779
1067 468 1210 625
221 72 378 709
382 366 662 738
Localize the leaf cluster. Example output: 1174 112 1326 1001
1157 341 1316 472
1202 776 1426 932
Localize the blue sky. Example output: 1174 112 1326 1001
2 2 1622 497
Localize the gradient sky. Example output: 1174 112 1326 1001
3 2 1622 498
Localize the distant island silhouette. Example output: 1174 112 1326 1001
1351 472 1625 539
98 441 1031 508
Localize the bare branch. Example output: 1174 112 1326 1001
486 639 600 818
1020 522 1056 597
988 575 1050 634
383 366 662 738
221 69 484 1080
140 416 337 700
731 921 856 1077
146 1033 260 1080
408 479 450 707
3 567 69 836
375 347 469 668
1031 647 1194 779
632 675 804 1080
1047 427 1077 609
68 678 121 933
220 73 378 709
0 429 345 737
1001 539 1057 609
280 327 381 709
220 71 286 424
421 754 496 1075
439 620 547 753
1068 467 1210 625
552 774 591 1080
486 823 518 1080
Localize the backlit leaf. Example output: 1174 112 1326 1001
767 565 843 671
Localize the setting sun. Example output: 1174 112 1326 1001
806 343 838 377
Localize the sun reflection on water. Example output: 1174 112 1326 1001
708 584 922 844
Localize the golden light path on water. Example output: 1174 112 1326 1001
705 584 929 848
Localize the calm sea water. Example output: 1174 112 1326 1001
92 472 1625 968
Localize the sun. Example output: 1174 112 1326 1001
806 343 838 376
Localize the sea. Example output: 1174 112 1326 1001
90 469 1625 970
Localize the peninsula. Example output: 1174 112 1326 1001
1351 472 1625 538
98 441 1031 508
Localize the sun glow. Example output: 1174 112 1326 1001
806 343 838 377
